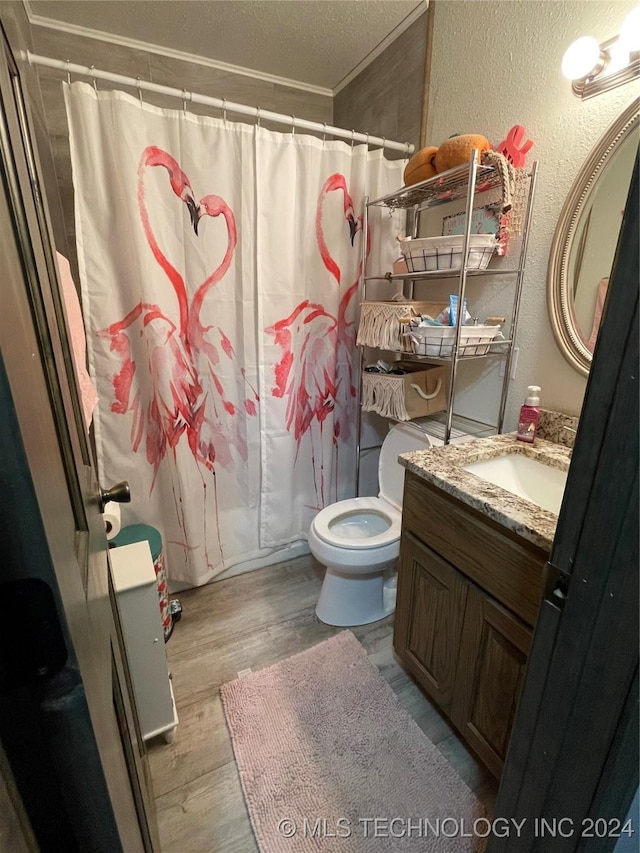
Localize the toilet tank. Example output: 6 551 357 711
378 423 432 510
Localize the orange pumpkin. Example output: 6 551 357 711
403 146 439 186
435 134 491 173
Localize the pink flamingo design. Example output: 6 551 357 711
266 173 368 508
99 146 258 564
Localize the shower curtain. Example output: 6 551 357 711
65 82 405 586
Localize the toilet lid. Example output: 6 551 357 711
378 422 432 510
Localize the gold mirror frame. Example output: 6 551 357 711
547 98 639 375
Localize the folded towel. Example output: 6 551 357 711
56 252 98 430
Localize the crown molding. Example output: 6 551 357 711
333 1 428 95
23 1 333 97
24 0 427 98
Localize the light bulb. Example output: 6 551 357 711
619 6 640 53
561 36 602 80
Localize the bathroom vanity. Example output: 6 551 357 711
393 433 571 778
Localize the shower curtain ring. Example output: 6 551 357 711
65 59 71 86
222 98 227 124
182 89 188 114
365 132 370 148
256 107 261 129
291 115 296 136
136 76 143 105
322 122 327 144
351 129 355 148
90 65 98 93
381 137 386 152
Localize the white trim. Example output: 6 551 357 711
333 1 428 95
24 3 333 98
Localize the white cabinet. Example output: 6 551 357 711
109 541 178 743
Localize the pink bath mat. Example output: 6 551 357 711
221 631 487 851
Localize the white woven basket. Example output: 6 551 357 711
357 301 447 351
400 234 497 272
408 324 503 357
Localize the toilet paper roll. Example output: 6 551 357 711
102 501 121 541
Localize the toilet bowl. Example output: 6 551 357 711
309 422 432 627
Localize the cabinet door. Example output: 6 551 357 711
451 586 532 778
394 533 470 712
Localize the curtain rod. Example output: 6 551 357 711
23 52 415 155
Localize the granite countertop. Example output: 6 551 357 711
400 433 571 552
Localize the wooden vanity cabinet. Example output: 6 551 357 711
450 586 532 778
397 533 471 714
394 471 548 778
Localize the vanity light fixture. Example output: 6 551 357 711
561 6 640 99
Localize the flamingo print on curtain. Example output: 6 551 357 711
65 82 405 586
257 129 405 548
100 146 259 571
264 174 369 509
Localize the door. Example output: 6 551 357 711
394 532 469 711
489 155 639 852
0 742 35 852
0 29 153 851
451 586 531 778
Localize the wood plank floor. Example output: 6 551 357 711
147 556 497 852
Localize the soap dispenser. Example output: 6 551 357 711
517 385 541 443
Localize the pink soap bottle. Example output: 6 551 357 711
516 385 541 443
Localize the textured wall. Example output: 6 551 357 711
333 12 427 155
427 0 638 428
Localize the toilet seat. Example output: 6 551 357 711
312 496 400 550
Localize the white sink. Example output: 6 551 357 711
463 453 568 515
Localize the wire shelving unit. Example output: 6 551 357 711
354 150 539 492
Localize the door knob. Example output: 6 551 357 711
99 481 131 511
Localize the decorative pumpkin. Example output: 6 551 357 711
435 134 491 173
403 146 439 186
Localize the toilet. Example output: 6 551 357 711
309 422 433 627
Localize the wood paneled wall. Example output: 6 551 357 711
333 12 428 158
1 4 72 256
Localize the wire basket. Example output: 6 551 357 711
406 324 503 358
399 234 497 272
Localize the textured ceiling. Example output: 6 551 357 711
28 0 426 89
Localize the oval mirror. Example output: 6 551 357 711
548 98 639 375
